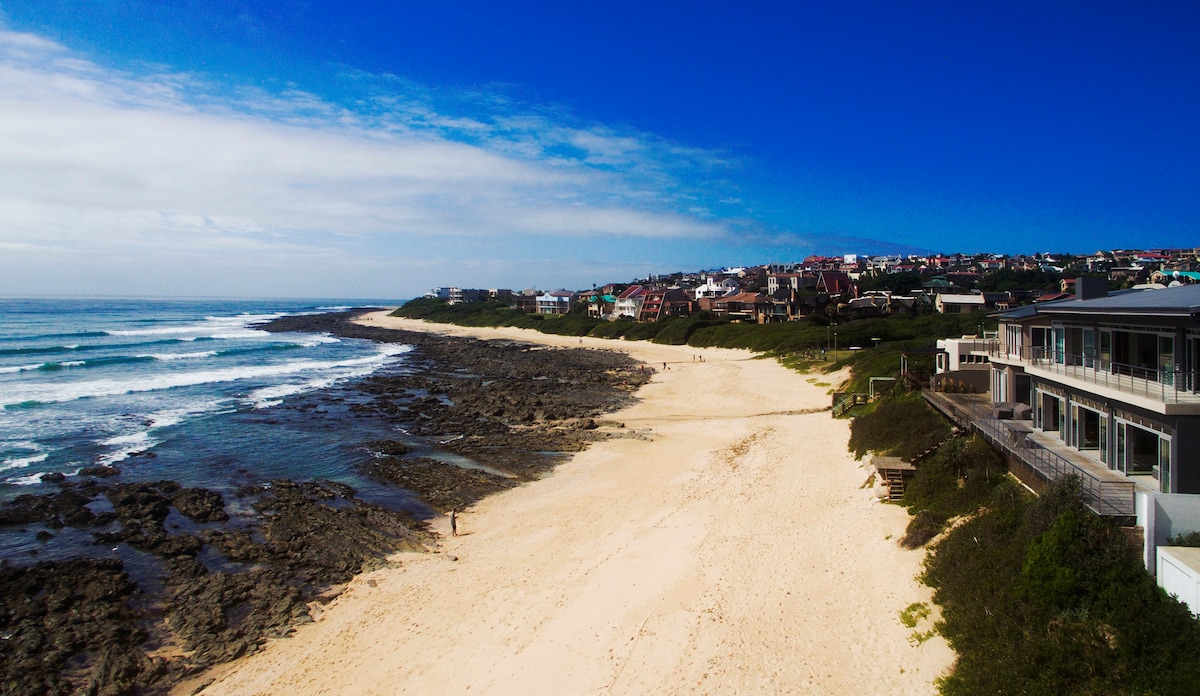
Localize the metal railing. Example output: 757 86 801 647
832 393 869 417
990 345 1200 404
952 398 1135 516
955 338 1000 354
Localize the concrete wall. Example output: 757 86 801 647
1136 492 1200 573
1157 546 1200 616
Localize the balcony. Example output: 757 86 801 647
990 346 1200 414
952 338 999 355
924 392 1136 517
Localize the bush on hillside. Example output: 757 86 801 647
895 434 1007 548
847 392 952 461
901 510 948 549
903 435 1006 515
924 477 1200 695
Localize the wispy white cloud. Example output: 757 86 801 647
0 25 746 297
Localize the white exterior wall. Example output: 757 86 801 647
936 336 992 375
1136 492 1200 573
613 297 644 319
1157 546 1200 616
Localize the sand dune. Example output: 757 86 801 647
192 312 953 695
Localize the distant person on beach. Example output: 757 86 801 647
450 509 458 536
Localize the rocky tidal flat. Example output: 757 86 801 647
0 311 649 695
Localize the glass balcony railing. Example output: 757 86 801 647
990 345 1200 404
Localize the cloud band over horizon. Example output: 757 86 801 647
0 26 770 298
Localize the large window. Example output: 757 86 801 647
1098 329 1179 386
1038 391 1063 437
1071 405 1101 451
1160 335 1175 386
1116 419 1172 493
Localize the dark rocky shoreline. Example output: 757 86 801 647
0 310 649 695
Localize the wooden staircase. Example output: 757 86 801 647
872 456 916 502
881 467 907 501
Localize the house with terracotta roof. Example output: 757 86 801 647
814 270 852 296
638 288 692 321
613 285 648 320
710 291 767 323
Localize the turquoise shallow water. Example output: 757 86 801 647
0 297 428 560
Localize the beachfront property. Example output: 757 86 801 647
693 276 741 300
954 279 1200 598
536 290 578 315
638 288 693 321
986 278 1200 496
584 292 617 318
710 291 767 323
934 333 993 388
612 285 648 320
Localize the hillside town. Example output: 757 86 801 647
427 248 1200 323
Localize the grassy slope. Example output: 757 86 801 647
850 391 1200 694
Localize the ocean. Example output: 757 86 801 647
0 298 424 560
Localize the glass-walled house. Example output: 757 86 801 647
989 279 1200 494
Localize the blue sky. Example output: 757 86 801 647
0 1 1197 298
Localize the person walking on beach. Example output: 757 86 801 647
450 509 458 536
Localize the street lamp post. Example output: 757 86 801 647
834 331 838 363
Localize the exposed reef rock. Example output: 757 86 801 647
0 309 650 694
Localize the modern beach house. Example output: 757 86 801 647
987 278 1200 496
980 279 1200 608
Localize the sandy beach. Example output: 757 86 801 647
191 311 954 694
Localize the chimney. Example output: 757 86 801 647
1076 276 1108 300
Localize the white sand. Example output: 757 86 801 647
191 312 953 695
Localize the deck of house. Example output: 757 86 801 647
923 391 1141 517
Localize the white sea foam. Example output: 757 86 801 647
1 343 412 408
249 377 340 409
99 431 152 447
97 434 157 466
60 361 86 368
145 398 234 430
297 334 341 347
0 452 48 472
9 470 56 485
107 326 210 337
106 313 279 341
140 350 220 361
0 363 45 374
247 344 411 408
209 329 270 340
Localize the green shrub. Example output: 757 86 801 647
1167 531 1200 547
588 320 636 339
903 435 1006 517
901 510 948 549
924 477 1200 695
847 391 952 461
